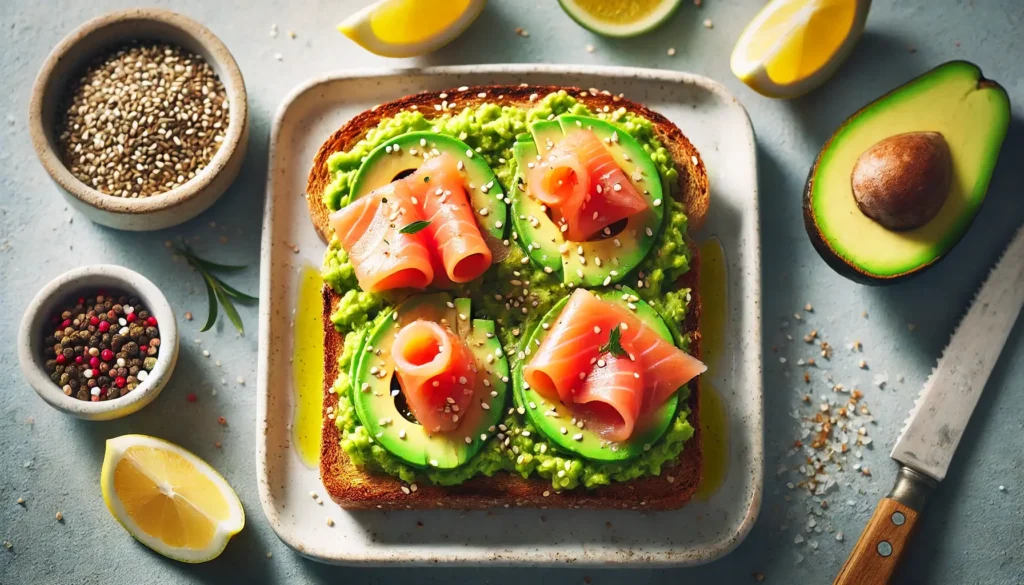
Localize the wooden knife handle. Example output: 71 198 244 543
833 467 937 585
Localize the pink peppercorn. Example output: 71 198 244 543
126 313 137 324
101 349 114 361
140 345 149 354
75 355 84 364
115 376 127 389
89 316 99 326
98 321 110 333
89 356 100 369
146 316 158 327
56 354 66 365
61 319 71 329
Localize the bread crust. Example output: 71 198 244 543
311 85 709 510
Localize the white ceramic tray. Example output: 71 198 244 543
257 65 762 567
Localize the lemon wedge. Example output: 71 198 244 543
339 0 486 58
100 435 244 563
731 0 871 98
559 0 681 37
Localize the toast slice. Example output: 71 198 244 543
309 85 710 510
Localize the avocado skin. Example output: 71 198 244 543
802 61 1010 285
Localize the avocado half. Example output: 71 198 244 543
804 61 1011 284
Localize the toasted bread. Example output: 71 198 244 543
309 85 710 510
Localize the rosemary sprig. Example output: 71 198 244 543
174 243 257 333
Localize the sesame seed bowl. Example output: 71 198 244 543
28 8 249 231
17 265 180 421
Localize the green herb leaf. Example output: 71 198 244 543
198 270 219 332
174 244 257 334
214 282 244 334
599 325 627 358
214 276 259 302
399 220 431 235
181 243 246 272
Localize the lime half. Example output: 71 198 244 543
558 0 682 38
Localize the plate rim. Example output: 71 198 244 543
256 63 762 567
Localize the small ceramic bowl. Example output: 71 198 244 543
17 265 180 420
28 8 249 231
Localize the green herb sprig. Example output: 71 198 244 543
174 243 258 334
399 220 431 234
599 325 628 358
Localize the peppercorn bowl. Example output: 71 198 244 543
28 8 249 231
17 265 180 420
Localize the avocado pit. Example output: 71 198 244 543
851 131 952 231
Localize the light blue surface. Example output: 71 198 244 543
2 1 1022 583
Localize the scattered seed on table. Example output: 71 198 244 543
185 312 193 321
667 47 676 56
55 511 63 522
218 416 227 425
703 18 713 28
57 42 229 198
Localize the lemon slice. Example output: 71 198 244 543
558 0 681 37
731 0 871 99
100 435 244 563
339 0 486 58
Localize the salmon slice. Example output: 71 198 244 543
408 153 493 283
524 289 706 440
573 350 644 442
328 182 434 292
526 130 649 242
392 320 477 433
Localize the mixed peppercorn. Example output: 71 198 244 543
43 292 160 402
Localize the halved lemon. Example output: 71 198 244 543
559 0 681 37
100 435 244 563
731 0 871 99
339 0 486 58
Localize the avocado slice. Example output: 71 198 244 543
512 287 679 462
350 131 508 241
352 293 510 469
804 61 1011 283
510 115 664 287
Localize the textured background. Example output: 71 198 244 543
1 1 1023 584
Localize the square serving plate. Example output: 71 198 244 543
256 65 762 567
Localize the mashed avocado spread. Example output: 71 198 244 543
322 92 695 490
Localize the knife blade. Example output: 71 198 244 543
835 225 1024 585
893 224 1024 480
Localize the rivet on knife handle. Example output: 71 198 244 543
833 467 936 585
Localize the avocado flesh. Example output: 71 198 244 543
807 61 1011 282
510 115 664 287
513 287 678 462
352 293 510 469
349 131 507 241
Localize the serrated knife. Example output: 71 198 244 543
834 225 1024 585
